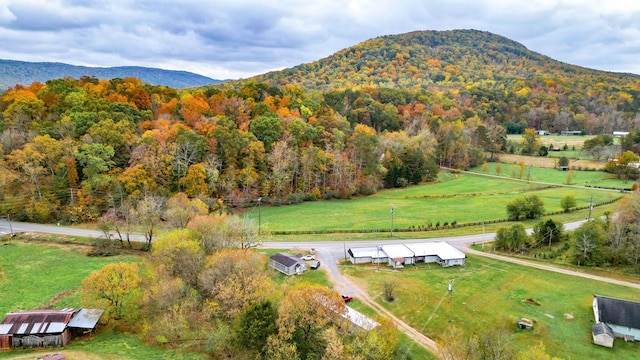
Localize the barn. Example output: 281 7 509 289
0 308 103 350
592 295 640 347
269 252 306 275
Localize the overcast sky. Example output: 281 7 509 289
1 0 639 80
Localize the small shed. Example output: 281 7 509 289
269 253 306 275
592 322 615 348
0 308 103 350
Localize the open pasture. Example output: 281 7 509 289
473 162 629 189
342 255 640 359
252 173 623 233
507 134 594 149
0 241 137 315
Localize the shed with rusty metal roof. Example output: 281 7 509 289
0 308 103 350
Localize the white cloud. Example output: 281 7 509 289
0 0 638 79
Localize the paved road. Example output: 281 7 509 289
0 220 147 242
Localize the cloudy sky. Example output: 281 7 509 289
1 0 639 80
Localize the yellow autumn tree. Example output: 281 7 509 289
79 262 142 323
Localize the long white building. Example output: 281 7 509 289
347 241 465 268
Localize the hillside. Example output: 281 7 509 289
0 59 220 89
243 29 640 92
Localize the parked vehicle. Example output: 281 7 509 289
341 295 353 302
301 254 315 261
310 260 320 269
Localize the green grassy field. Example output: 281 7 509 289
472 163 629 188
0 241 138 315
342 255 640 359
250 172 624 233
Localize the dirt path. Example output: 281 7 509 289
325 259 441 356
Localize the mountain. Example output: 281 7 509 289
235 29 640 92
0 59 220 89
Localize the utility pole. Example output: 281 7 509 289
548 228 554 250
390 205 395 237
588 195 593 221
257 197 261 236
343 242 347 261
7 214 13 236
448 279 454 322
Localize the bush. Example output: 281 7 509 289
507 195 545 220
88 237 121 257
287 192 306 204
383 281 396 302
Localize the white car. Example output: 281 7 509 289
301 254 316 261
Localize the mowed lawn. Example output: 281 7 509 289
252 173 622 233
342 255 640 359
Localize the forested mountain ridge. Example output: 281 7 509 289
243 29 640 91
0 59 220 89
222 30 640 134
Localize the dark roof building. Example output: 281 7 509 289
592 295 640 347
0 308 103 350
269 253 306 276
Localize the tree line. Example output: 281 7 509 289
2 73 640 224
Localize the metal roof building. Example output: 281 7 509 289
0 308 103 350
348 242 465 268
405 242 466 266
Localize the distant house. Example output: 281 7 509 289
536 130 549 136
0 308 103 350
560 130 582 136
348 242 465 267
592 295 640 347
613 131 629 138
269 252 306 275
